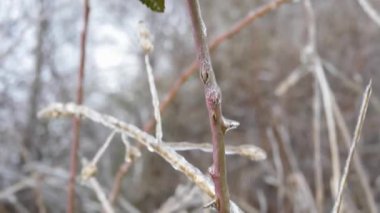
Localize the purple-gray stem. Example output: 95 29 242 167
186 0 230 212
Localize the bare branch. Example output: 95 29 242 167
91 130 117 167
186 0 233 211
166 142 266 161
275 67 309 97
38 103 243 212
332 81 372 213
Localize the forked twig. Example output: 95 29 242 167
332 81 372 213
109 0 289 204
38 103 243 212
81 130 117 181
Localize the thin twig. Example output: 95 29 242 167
108 162 132 205
323 59 380 113
357 0 380 26
82 159 115 213
332 98 377 213
81 130 117 181
332 80 372 213
33 174 47 213
166 142 266 161
139 22 163 143
257 190 267 213
38 103 243 212
267 128 284 212
91 130 117 166
312 78 324 213
68 0 90 211
0 177 35 200
275 67 308 97
303 0 340 196
145 55 162 142
87 177 115 213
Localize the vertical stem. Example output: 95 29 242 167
313 78 324 213
68 0 90 212
186 0 230 212
22 0 47 161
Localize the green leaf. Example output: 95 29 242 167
138 0 165 13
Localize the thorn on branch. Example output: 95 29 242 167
222 117 240 133
203 199 219 210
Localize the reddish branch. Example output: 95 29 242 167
187 0 230 212
108 0 289 205
68 0 90 212
144 0 290 131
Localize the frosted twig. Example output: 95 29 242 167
139 22 163 143
38 103 243 212
121 134 141 163
91 130 116 165
81 130 116 181
81 158 114 213
357 0 380 26
87 178 114 213
167 142 266 161
332 81 372 213
145 55 162 143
